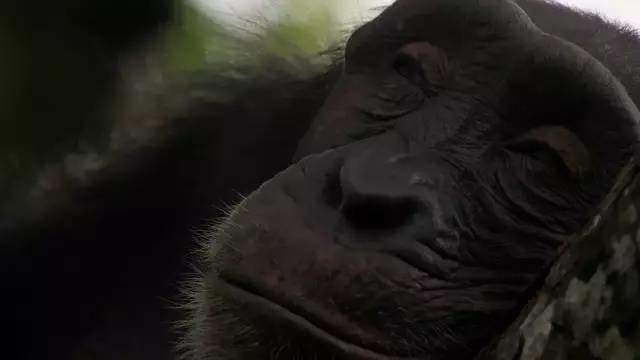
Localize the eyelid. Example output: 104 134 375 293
506 126 592 178
393 42 450 89
393 52 427 84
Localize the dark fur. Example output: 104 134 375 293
3 1 640 359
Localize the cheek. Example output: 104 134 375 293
476 150 591 235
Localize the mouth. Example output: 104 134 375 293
215 277 417 360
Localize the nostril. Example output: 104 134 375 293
341 195 419 231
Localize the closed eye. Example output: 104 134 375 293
393 52 427 85
505 126 592 178
392 41 450 97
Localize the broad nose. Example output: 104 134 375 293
337 135 425 231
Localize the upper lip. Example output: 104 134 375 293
216 275 419 360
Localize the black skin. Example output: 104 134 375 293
3 0 640 359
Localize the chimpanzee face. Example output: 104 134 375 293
182 1 640 359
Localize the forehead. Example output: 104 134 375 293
297 0 640 176
344 0 534 71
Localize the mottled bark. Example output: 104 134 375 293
478 161 640 360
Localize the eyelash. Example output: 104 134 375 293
504 140 570 173
393 52 427 85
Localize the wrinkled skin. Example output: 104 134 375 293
188 1 640 359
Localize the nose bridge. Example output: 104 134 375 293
339 132 455 202
293 75 370 161
339 134 414 200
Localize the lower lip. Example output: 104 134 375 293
216 279 417 360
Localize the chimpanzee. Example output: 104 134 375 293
4 0 640 359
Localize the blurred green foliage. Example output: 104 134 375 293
163 5 222 74
162 0 346 76
0 0 358 212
